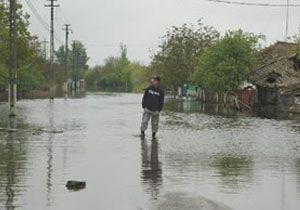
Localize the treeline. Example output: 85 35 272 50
86 20 300 97
0 0 270 99
55 41 89 82
86 18 260 95
150 19 263 96
1 0 299 99
0 1 47 94
0 1 89 99
85 44 148 92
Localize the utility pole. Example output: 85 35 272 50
285 0 290 41
72 40 77 90
76 41 80 90
8 0 17 118
45 0 59 99
42 39 49 60
63 24 71 92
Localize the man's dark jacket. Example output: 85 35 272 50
142 86 165 112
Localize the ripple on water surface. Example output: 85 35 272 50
0 94 299 210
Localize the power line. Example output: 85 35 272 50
23 0 49 31
204 0 300 7
58 7 71 26
204 0 300 41
23 0 64 44
56 3 79 41
54 10 65 31
29 0 64 44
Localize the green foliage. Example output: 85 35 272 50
70 41 89 70
126 62 148 93
0 1 10 86
192 30 260 94
99 55 130 89
85 65 102 88
294 27 300 60
0 1 93 98
18 64 45 90
85 44 147 92
0 1 8 81
0 1 47 91
151 19 220 92
55 45 66 66
55 41 89 80
0 63 7 87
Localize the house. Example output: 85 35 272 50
249 41 300 108
178 84 198 98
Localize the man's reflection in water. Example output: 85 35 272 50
141 138 162 200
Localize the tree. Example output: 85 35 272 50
294 26 300 60
85 65 104 88
150 19 220 93
55 45 66 66
85 44 148 92
0 1 8 86
120 43 128 60
71 41 89 70
123 62 147 92
0 0 46 91
55 41 89 80
192 30 260 95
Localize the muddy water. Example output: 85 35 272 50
0 93 300 210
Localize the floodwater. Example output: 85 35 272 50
0 92 300 210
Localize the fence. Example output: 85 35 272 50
237 89 256 108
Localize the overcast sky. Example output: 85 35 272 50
22 0 300 66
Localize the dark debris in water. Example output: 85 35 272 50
0 127 64 135
66 181 86 191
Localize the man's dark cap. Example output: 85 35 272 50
153 76 161 82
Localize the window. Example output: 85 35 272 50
266 77 276 83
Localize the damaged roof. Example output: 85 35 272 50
256 41 298 68
250 41 300 92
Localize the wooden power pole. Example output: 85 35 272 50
285 0 290 41
45 0 59 99
8 0 17 117
63 24 71 92
72 40 77 90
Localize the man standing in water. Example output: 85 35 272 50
140 76 165 139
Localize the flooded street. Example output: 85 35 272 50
0 92 300 210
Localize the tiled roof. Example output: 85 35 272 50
250 42 300 92
257 41 298 68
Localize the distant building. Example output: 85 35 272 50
178 84 198 98
249 41 300 107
